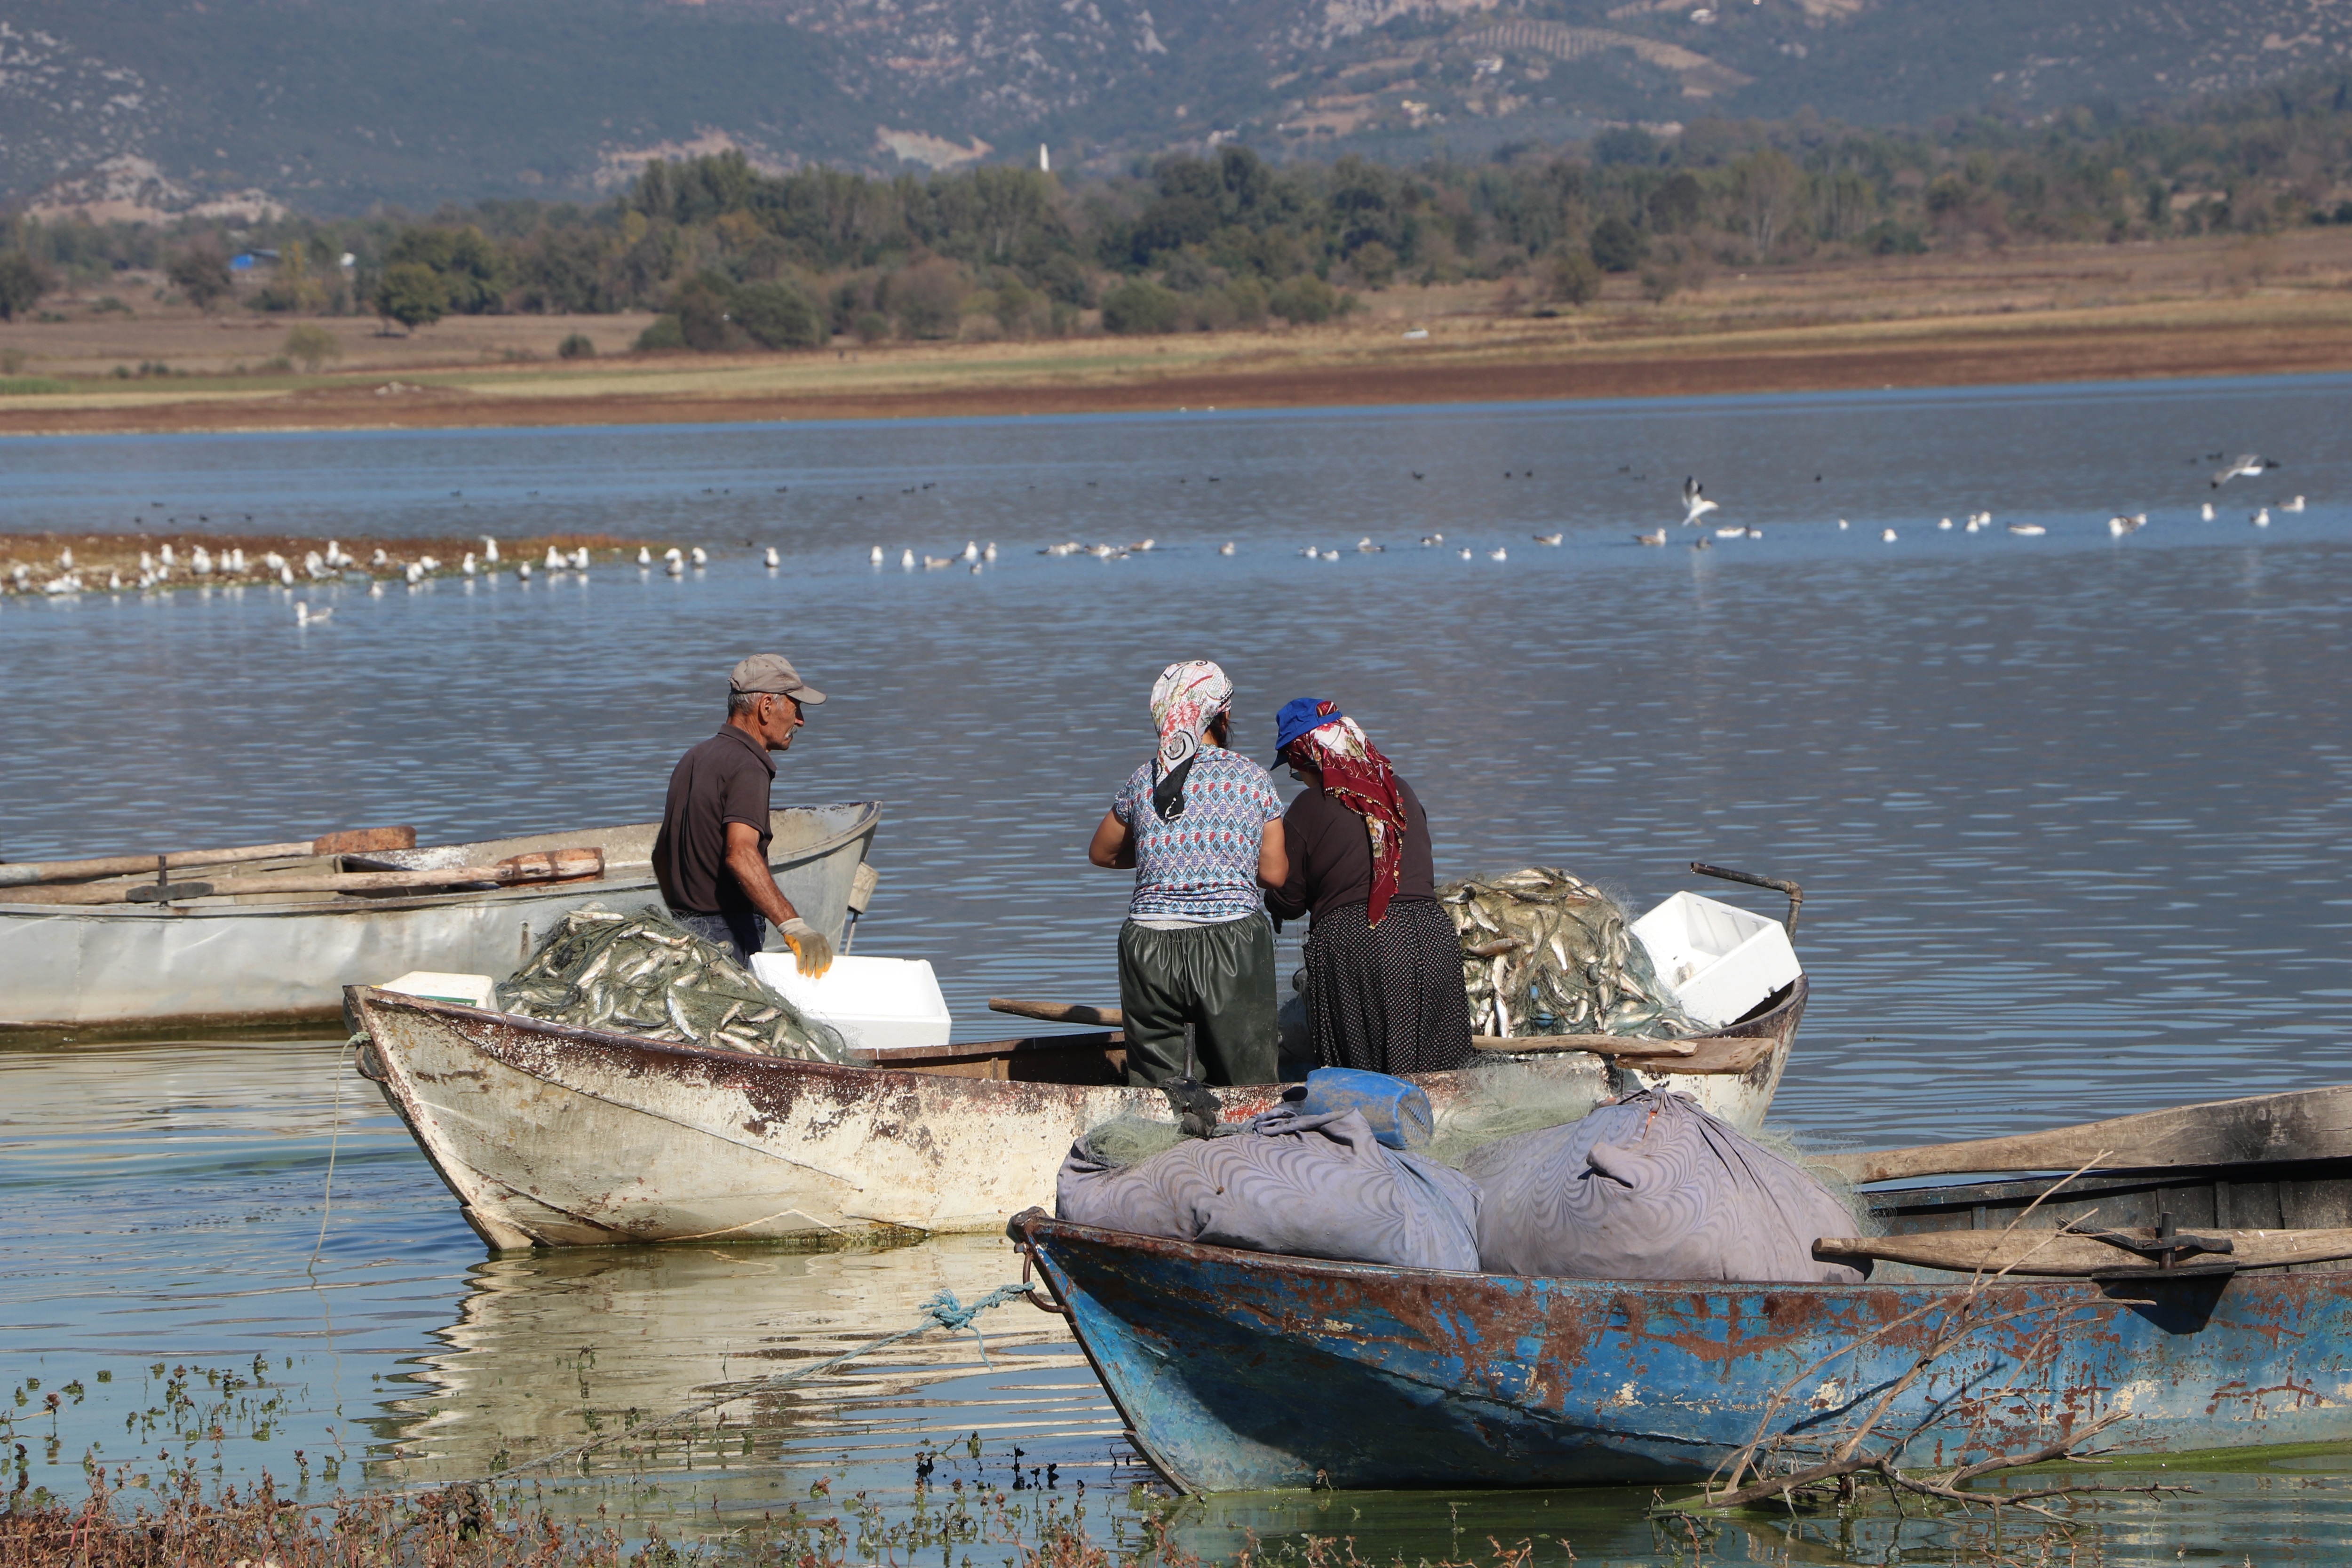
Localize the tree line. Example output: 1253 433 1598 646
7 66 2352 342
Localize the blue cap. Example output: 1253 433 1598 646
1273 696 1341 761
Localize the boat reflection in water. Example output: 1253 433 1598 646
368 1234 1148 1525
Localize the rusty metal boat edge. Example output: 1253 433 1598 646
1008 1157 2352 1494
346 978 1803 1251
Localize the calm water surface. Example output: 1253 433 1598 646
4 377 2350 1562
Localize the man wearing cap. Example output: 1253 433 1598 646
652 654 835 975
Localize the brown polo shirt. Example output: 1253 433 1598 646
652 726 775 916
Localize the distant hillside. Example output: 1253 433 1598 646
7 0 2352 214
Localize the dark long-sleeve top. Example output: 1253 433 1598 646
1266 773 1437 923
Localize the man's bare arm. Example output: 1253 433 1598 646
724 821 801 924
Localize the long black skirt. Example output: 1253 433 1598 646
1301 898 1473 1075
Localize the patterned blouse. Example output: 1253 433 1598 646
1111 748 1285 922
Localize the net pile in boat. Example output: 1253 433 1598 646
1439 868 1704 1041
495 903 847 1061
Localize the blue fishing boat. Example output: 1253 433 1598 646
1011 1092 2352 1494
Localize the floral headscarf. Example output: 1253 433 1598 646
1277 697 1408 924
1148 660 1234 821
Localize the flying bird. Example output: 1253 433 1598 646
2212 454 2279 487
1681 477 1717 527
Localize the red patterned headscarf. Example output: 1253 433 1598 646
1281 699 1408 924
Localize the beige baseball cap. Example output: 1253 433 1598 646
729 653 826 704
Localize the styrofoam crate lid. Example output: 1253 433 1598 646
750 953 951 1024
380 970 497 1008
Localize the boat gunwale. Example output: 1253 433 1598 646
0 799 881 921
1008 1204 2352 1301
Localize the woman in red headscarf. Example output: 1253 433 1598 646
1265 698 1471 1074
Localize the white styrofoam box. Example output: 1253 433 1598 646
1629 891 1801 1030
749 953 952 1053
379 970 497 1009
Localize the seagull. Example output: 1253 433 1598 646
1300 545 1320 559
1634 529 1667 546
2006 524 2047 537
961 541 979 561
1682 477 1717 526
664 555 683 576
689 546 707 566
1320 549 1340 561
901 548 916 568
1837 519 1849 531
638 547 652 565
1218 541 1236 556
1420 533 1444 546
924 554 954 568
283 564 300 586
1357 537 1384 552
2284 495 2306 512
663 547 682 564
462 552 478 575
2201 501 2217 521
483 537 501 563
2107 514 2145 536
1881 527 1899 542
983 541 998 561
1938 517 1954 531
1132 539 1157 552
545 545 564 569
1489 547 1508 561
1714 525 1744 539
2251 508 2271 528
764 547 781 567
1532 533 1563 546
372 548 390 568
1744 526 1764 539
402 562 421 584
2212 454 2279 487
295 603 332 626
1458 547 1473 560
1692 536 1710 551
868 545 884 563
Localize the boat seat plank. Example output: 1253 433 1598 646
1815 1226 2352 1277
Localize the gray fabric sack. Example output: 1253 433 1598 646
1461 1090 1867 1284
1056 1108 1483 1272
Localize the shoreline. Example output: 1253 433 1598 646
3 271 2351 438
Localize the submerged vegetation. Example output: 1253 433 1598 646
4 68 2352 350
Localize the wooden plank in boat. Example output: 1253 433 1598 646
856 1031 1128 1084
1815 1226 2352 1277
1822 1084 2352 1184
1470 1032 1773 1075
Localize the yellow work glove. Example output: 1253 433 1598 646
778 917 834 978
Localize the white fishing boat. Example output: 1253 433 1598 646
0 803 879 1035
345 976 1804 1251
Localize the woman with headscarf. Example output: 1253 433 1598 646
1265 698 1471 1075
1087 661 1287 1088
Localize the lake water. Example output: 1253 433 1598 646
3 376 2350 1562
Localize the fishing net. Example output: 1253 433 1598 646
495 903 849 1062
1439 868 1704 1041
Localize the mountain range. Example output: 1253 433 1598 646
6 0 2352 216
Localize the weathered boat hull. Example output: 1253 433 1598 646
1012 1187 2352 1494
0 803 877 1033
346 978 1803 1250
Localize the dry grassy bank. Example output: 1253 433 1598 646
1 228 2348 436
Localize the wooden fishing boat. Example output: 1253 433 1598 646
344 975 1804 1251
0 803 879 1035
1010 1083 2352 1494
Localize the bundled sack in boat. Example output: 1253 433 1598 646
494 903 848 1062
1058 1075 1481 1271
1461 1089 1865 1283
1440 868 1704 1041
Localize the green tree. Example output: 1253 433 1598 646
733 279 821 349
1547 247 1602 306
375 263 449 332
1100 277 1180 334
0 252 53 320
1589 216 1648 274
1267 274 1339 324
557 332 596 359
166 246 234 312
283 323 342 372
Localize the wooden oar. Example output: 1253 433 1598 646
1812 1226 2352 1278
11 848 603 906
0 825 417 888
1819 1083 2352 1184
990 999 1124 1028
1472 1034 1698 1059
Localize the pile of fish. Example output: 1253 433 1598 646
495 904 847 1061
1438 868 1703 1041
